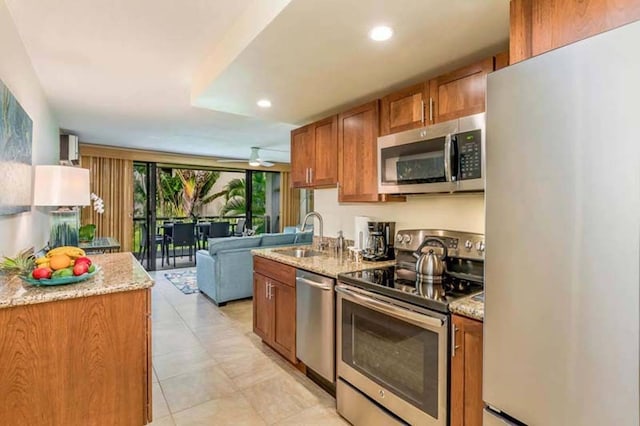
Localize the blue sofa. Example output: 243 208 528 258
195 231 312 306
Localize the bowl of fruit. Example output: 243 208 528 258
22 246 100 286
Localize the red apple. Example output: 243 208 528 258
32 267 53 280
73 262 89 276
74 256 92 267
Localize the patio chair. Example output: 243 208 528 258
137 223 166 267
211 222 230 238
233 218 246 237
165 222 196 267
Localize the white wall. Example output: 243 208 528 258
313 188 485 240
0 0 59 256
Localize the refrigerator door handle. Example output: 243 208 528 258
483 406 525 425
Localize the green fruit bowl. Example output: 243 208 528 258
20 266 101 286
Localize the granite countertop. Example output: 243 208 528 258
449 292 484 321
0 252 154 309
252 246 396 278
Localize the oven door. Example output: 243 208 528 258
336 284 448 426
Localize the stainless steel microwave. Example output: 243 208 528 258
377 113 485 194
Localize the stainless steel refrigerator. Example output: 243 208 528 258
484 21 640 425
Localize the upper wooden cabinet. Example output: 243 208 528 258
379 82 429 136
494 51 510 71
510 0 640 64
290 125 313 188
450 314 483 426
428 58 493 124
338 101 382 202
290 115 338 189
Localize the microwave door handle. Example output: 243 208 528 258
444 134 452 182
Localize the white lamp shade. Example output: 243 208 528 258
33 165 90 206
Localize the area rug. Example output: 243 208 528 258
164 268 198 294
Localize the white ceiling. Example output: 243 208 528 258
6 0 509 163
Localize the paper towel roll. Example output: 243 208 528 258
354 216 371 250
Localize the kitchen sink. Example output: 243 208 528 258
275 248 324 258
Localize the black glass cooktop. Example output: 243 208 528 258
338 266 483 313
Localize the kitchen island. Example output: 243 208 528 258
0 252 154 425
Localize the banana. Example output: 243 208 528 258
46 246 86 259
35 256 50 265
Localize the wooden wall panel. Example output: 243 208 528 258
80 156 134 252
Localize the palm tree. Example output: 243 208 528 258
220 173 267 232
175 170 227 218
157 170 183 218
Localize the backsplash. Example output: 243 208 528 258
312 189 485 240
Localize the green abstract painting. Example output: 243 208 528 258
0 79 33 215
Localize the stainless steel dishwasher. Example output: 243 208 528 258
296 269 335 383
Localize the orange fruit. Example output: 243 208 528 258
49 254 72 271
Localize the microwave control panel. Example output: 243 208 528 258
457 129 482 180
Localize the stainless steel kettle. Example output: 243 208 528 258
414 237 448 279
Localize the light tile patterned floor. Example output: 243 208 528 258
148 269 348 426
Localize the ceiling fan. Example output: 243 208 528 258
218 147 282 167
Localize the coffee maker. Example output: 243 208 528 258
363 221 395 261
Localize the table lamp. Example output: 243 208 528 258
33 165 90 248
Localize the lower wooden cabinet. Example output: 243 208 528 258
253 257 297 364
0 289 152 425
450 314 483 426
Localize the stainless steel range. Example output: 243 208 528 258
336 229 484 426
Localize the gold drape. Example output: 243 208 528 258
80 156 134 252
279 172 300 231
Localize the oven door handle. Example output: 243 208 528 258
336 285 444 329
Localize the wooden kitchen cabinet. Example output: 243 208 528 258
510 0 640 64
379 82 429 136
0 289 152 425
291 124 314 188
428 58 493 124
450 314 483 426
338 100 382 202
290 115 338 188
494 51 510 71
253 257 297 364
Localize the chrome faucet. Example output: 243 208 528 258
300 211 327 250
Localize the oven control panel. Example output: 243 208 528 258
394 229 485 261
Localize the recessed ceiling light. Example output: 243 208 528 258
369 25 393 42
257 99 272 108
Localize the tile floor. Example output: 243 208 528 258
148 269 348 425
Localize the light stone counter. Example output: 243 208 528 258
0 252 153 309
252 246 395 278
449 292 484 321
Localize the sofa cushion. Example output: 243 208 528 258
261 233 296 246
208 235 261 256
294 231 313 244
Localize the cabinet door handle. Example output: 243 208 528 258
265 281 269 299
309 168 313 184
305 168 310 184
421 100 425 124
269 282 273 300
429 97 434 123
451 324 460 357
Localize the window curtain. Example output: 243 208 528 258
279 172 300 231
80 156 134 252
